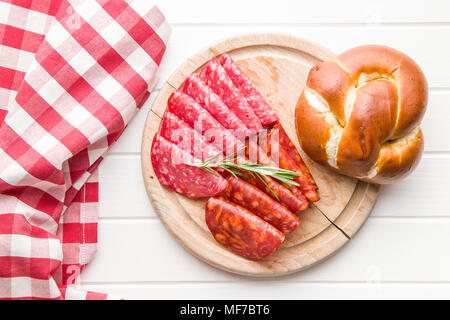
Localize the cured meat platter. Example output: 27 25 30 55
141 33 379 276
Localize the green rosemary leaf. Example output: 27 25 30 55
228 169 249 179
185 145 300 189
282 181 294 192
228 169 239 179
222 146 247 162
204 167 219 177
206 150 225 164
255 172 279 201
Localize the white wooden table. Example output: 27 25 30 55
78 0 450 299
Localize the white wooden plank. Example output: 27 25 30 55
155 0 450 24
80 218 450 283
157 26 450 90
373 155 450 217
422 91 450 152
98 154 449 219
98 154 156 219
80 219 233 283
77 282 450 300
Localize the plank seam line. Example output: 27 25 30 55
172 22 450 28
98 216 159 221
96 216 450 222
152 85 450 92
78 280 450 286
105 150 450 156
429 87 450 92
368 216 450 222
97 218 160 224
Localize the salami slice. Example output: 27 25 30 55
223 177 301 234
220 53 279 125
273 121 318 189
167 90 245 157
160 111 222 162
205 197 284 260
199 58 263 133
242 174 309 213
267 128 320 202
151 134 227 198
183 73 252 138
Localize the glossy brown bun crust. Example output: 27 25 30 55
295 45 428 184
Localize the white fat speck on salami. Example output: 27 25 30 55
220 54 279 125
183 73 252 138
151 134 228 198
199 58 263 133
160 111 223 162
167 90 245 157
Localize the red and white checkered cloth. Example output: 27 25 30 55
0 0 170 299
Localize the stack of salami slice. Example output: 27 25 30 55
151 54 319 260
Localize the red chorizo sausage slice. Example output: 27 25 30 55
222 139 307 212
243 135 310 209
151 134 228 198
205 197 284 260
199 58 263 133
273 121 318 190
242 174 308 213
267 128 320 202
220 53 279 125
223 177 301 233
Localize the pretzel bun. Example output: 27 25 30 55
295 45 428 184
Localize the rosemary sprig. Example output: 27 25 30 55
185 147 300 199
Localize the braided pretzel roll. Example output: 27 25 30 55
295 45 428 184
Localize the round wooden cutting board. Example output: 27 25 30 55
141 33 379 276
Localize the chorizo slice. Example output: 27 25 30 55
273 121 318 190
242 174 308 213
243 136 310 209
199 58 263 133
223 177 301 233
205 197 284 260
222 140 308 212
220 53 279 125
183 73 252 138
151 134 228 198
267 129 320 202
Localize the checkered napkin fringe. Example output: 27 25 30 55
0 0 170 299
